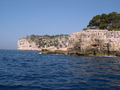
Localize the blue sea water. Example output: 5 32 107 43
0 50 120 90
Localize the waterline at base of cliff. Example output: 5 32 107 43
0 50 120 90
40 48 120 57
18 29 120 57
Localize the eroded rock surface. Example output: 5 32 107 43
18 29 120 56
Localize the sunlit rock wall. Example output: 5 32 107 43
17 38 40 50
70 29 120 52
17 35 70 51
18 29 120 52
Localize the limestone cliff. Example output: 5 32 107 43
68 29 120 55
18 35 70 51
17 38 40 50
18 29 120 56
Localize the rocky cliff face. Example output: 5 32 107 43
68 29 120 55
77 29 120 52
17 38 40 50
18 35 70 51
18 29 120 55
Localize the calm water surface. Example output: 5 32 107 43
0 50 120 90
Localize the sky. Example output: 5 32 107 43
0 0 120 49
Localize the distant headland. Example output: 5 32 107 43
17 12 120 56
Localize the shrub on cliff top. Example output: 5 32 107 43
87 12 120 30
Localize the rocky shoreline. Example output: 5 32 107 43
18 29 120 57
40 48 120 56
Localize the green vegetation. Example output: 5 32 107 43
23 12 120 56
87 12 120 30
25 34 69 48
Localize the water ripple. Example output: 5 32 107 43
0 50 120 89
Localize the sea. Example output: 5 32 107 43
0 50 120 90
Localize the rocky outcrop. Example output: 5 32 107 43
17 35 70 51
68 29 120 56
18 29 120 56
17 38 40 50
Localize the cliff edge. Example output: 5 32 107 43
18 29 120 56
18 34 70 51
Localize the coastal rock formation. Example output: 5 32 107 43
17 38 40 50
18 29 120 56
78 29 120 51
68 29 120 56
18 35 70 51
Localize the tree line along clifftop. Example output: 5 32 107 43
18 12 120 56
87 12 120 30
